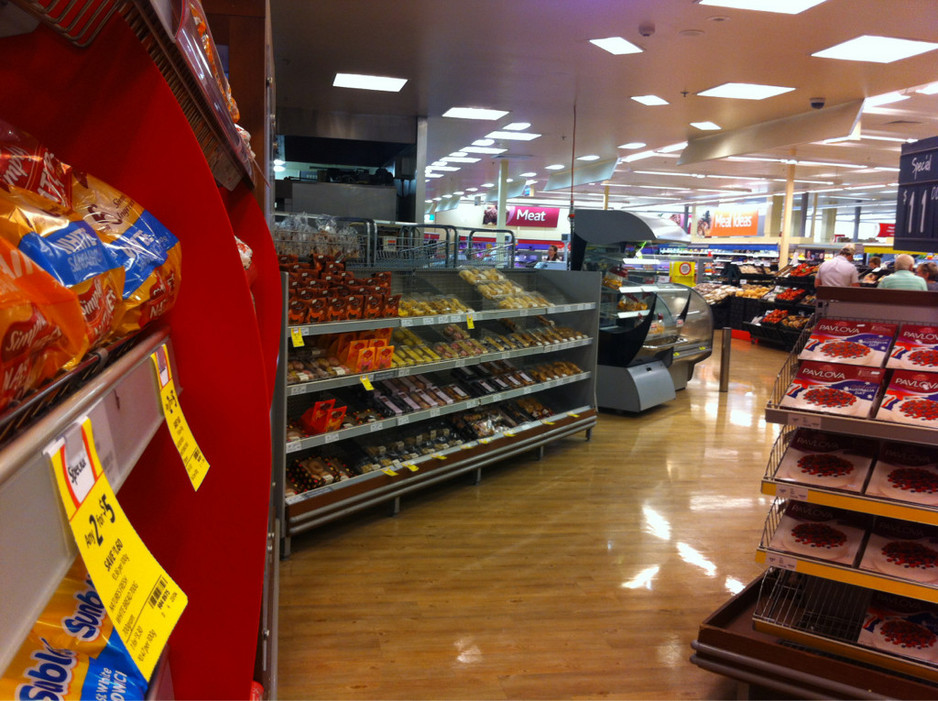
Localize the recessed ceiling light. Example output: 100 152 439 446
426 173 444 179
917 82 938 95
481 183 495 188
467 188 479 192
485 130 542 141
426 165 460 172
462 146 508 155
691 121 721 130
865 92 911 107
659 142 688 153
433 197 442 201
590 36 643 55
333 73 407 92
622 150 657 163
545 164 566 170
453 191 465 195
503 122 531 131
618 142 647 150
443 107 510 120
698 0 827 14
473 139 495 146
812 35 938 64
506 178 515 183
448 152 468 158
432 161 448 166
631 95 669 106
698 82 794 99
443 156 482 163
577 154 601 161
520 171 537 177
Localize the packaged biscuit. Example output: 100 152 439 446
0 118 72 209
0 189 124 349
70 172 181 336
0 237 87 410
0 561 147 699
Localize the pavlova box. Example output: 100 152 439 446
775 429 876 492
859 517 938 585
875 370 938 429
865 441 938 506
799 319 897 367
858 592 938 665
887 324 938 372
767 500 872 566
780 361 884 418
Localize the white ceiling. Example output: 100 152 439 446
271 0 938 220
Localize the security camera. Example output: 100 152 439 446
810 97 825 110
639 21 655 37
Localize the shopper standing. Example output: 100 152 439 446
916 261 938 291
815 244 859 287
878 254 928 290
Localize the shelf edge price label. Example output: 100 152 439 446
382 468 398 477
150 345 210 491
45 417 187 682
467 313 475 330
405 463 419 472
764 552 798 572
360 375 375 391
775 484 810 502
290 327 305 347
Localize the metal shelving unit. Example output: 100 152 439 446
276 269 601 555
0 328 174 676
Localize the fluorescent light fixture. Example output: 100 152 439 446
443 156 481 163
426 173 444 178
481 183 495 188
813 35 938 64
622 150 657 163
658 142 687 153
631 94 669 106
473 139 495 146
426 165 460 172
432 160 448 166
333 72 407 92
578 154 601 161
520 171 537 177
618 142 647 150
918 82 938 95
273 164 284 172
590 36 643 55
442 107 509 120
506 178 515 183
485 130 542 141
273 158 285 166
698 82 794 99
502 122 531 131
448 152 468 158
462 146 507 154
545 164 566 170
865 91 911 107
466 187 478 192
698 0 827 13
453 191 465 195
691 121 721 130
433 197 442 201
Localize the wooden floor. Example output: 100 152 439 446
278 335 787 699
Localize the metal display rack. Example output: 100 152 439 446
275 268 600 556
0 328 174 676
693 286 938 697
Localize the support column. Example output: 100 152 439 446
822 206 837 242
415 117 427 223
809 192 819 241
779 162 796 266
603 184 610 210
768 195 784 237
496 160 509 264
853 203 862 241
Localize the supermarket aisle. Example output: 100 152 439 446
278 335 785 699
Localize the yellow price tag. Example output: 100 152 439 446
290 327 305 347
361 375 374 391
433 453 447 460
46 417 187 682
383 468 398 476
467 313 475 330
568 412 580 418
504 431 515 437
406 463 419 472
543 420 555 426
150 345 209 491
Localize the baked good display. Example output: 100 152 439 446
888 324 938 372
865 441 938 506
858 592 938 665
875 370 938 429
799 320 897 367
768 500 871 566
780 361 884 418
775 429 876 492
859 517 938 584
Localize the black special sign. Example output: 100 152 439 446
895 135 938 253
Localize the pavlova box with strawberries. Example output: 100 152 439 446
767 500 872 566
780 361 885 418
858 592 938 665
799 319 897 367
858 517 938 585
875 370 938 429
865 441 938 506
775 429 876 492
887 324 938 372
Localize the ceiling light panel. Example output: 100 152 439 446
865 92 911 107
631 95 669 106
698 82 795 99
502 122 531 131
333 73 407 92
812 35 938 63
485 130 542 141
691 121 721 130
618 142 647 150
697 0 828 13
658 142 688 153
443 107 509 120
545 164 566 170
590 36 643 55
462 146 507 154
442 156 481 163
578 154 601 161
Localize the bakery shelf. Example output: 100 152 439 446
286 337 594 396
0 327 174 676
756 499 938 604
285 407 597 536
761 427 938 526
753 568 938 685
285 372 592 453
616 310 650 319
765 408 938 447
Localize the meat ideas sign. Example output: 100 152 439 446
504 205 560 228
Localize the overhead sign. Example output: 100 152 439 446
878 223 895 238
707 207 760 237
895 135 938 252
505 205 561 228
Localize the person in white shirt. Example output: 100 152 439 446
816 244 859 287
